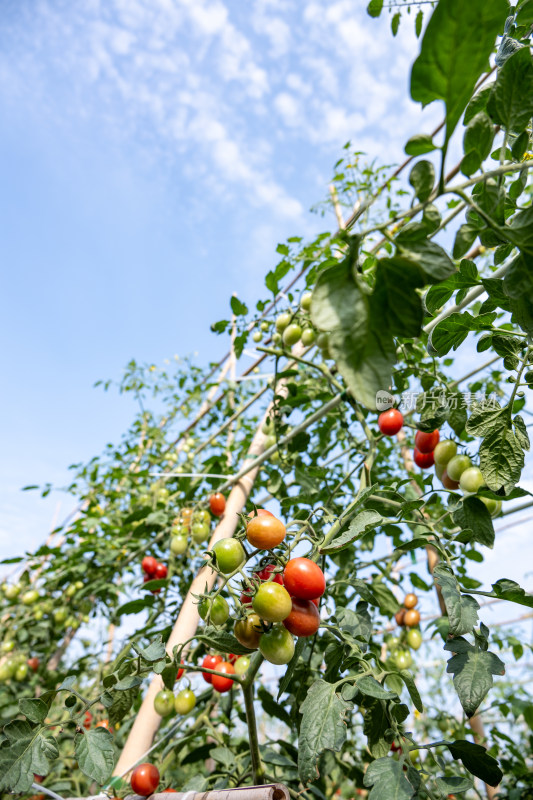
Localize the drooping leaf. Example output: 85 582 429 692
491 578 533 608
298 680 351 784
447 739 503 786
364 757 416 800
321 510 383 554
434 565 480 635
74 728 115 785
479 426 525 493
452 496 495 548
435 775 474 794
445 638 505 717
404 134 437 156
18 698 49 725
363 697 390 758
408 160 435 202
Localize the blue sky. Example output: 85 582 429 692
1 0 532 633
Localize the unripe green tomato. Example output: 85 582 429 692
212 539 245 574
272 332 282 344
4 584 21 600
74 581 84 591
167 452 178 463
66 584 77 598
194 510 211 525
171 523 189 537
154 689 175 717
409 749 419 764
54 608 68 625
252 331 263 343
275 312 291 332
524 369 533 384
253 583 292 623
300 291 312 311
437 717 449 733
394 650 413 670
261 320 270 332
262 418 274 435
191 522 210 544
459 466 485 495
34 609 44 621
406 629 422 650
264 434 277 450
186 437 195 447
259 626 295 665
1 640 15 654
82 614 90 623
301 328 316 347
22 589 39 605
170 535 188 556
234 656 250 675
15 663 29 681
480 496 502 517
157 488 170 503
138 493 151 505
446 454 472 482
41 599 53 615
434 439 457 466
0 664 12 681
175 689 196 715
282 323 302 347
66 616 79 629
199 595 229 626
385 635 400 650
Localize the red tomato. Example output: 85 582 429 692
83 711 92 730
209 493 226 516
283 598 320 637
240 590 253 606
27 657 39 671
153 563 168 580
442 469 460 490
227 653 238 664
246 515 286 549
415 429 440 454
211 661 235 693
202 653 223 684
175 661 184 681
255 563 284 584
283 558 325 600
310 597 319 607
141 556 158 576
413 448 434 469
130 763 160 797
96 719 113 732
378 409 404 436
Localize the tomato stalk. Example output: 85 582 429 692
240 651 265 785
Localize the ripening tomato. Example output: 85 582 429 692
434 439 457 466
246 516 286 549
96 719 113 732
248 508 274 518
234 614 263 649
154 690 175 717
403 593 418 609
153 563 168 580
175 662 184 681
283 558 326 601
283 598 320 637
446 454 472 482
407 629 422 650
141 556 158 576
252 583 292 622
234 655 250 675
174 689 196 715
27 657 39 671
195 509 211 525
212 539 245 574
202 653 223 684
83 711 92 729
378 409 404 436
209 493 226 517
211 661 235 693
395 608 406 626
413 448 434 469
459 466 485 495
441 469 460 490
415 429 440 454
130 763 160 797
404 609 420 627
259 626 295 665
198 595 229 626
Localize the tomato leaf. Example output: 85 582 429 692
356 675 397 700
487 46 533 133
404 134 437 156
434 565 480 636
444 637 505 717
18 699 48 725
74 728 115 785
363 757 416 800
452 496 495 548
435 775 474 793
298 680 351 784
397 670 424 713
479 426 525 493
132 638 166 663
321 510 383 554
447 739 503 786
197 629 256 657
0 720 59 793
363 697 390 758
397 240 456 284
408 160 435 202
491 578 533 608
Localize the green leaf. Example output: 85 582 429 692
370 581 402 617
505 206 533 255
391 12 400 35
435 775 474 793
463 111 494 160
452 496 495 548
453 224 478 259
321 510 383 554
116 598 153 616
409 160 435 202
74 728 115 785
107 687 139 727
298 680 351 784
0 720 59 793
398 670 424 713
397 240 456 284
373 258 424 338
464 84 494 124
329 327 396 411
404 134 437 156
336 602 373 644
415 9 424 37
230 296 248 316
367 0 384 17
487 47 533 133
364 757 416 800
479 426 525 493
445 638 505 717
491 578 533 608
18 698 48 725
363 697 390 758
258 686 293 729
428 312 475 356
310 251 363 334
210 746 235 768
465 400 506 437
434 565 480 636
447 739 503 785
410 0 508 143
132 638 166 663
198 629 256 657
357 675 396 700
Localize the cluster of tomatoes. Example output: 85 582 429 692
377 408 440 467
252 292 318 350
0 642 39 683
385 594 423 670
141 556 168 594
82 711 113 732
169 494 226 558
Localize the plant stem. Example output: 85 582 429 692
241 651 265 785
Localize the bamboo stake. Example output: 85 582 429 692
124 787 290 800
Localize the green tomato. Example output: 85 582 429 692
385 635 400 650
4 584 21 600
194 510 211 526
264 434 277 450
22 589 39 605
446 454 472 482
0 663 13 682
316 332 330 358
66 616 79 629
459 466 485 494
191 522 210 544
261 321 270 332
171 523 189 537
175 689 196 715
275 312 291 332
138 493 151 505
41 599 53 614
409 749 419 764
199 595 229 626
259 626 295 665
300 291 312 311
407 629 422 650
157 488 170 503
54 608 68 625
154 689 175 717
34 609 44 621
252 331 263 343
480 496 502 517
234 656 250 675
66 584 77 598
433 439 457 466
262 418 274 435
212 539 245 575
301 328 316 347
170 535 188 556
74 581 84 591
252 583 292 623
394 650 413 670
1 640 15 654
15 663 29 681
282 323 302 347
